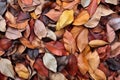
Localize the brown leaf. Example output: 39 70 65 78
34 19 47 39
21 0 33 5
33 58 48 77
5 27 22 40
63 30 76 54
73 9 90 25
45 41 68 56
106 24 116 43
77 28 88 52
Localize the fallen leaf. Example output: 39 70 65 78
108 18 120 31
63 30 76 54
77 28 88 52
43 53 57 72
105 0 118 5
45 41 68 56
77 53 89 75
81 0 91 7
106 24 116 43
15 63 30 79
5 27 22 40
21 0 33 5
0 58 15 79
89 40 108 48
33 58 48 77
46 28 57 41
0 15 6 32
73 9 90 25
85 4 114 28
34 19 47 39
0 1 7 15
56 9 74 30
45 9 62 21
49 72 67 80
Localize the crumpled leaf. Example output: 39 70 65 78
0 58 15 79
73 9 90 25
45 41 68 56
77 28 88 52
15 63 30 79
56 9 74 30
105 0 118 5
5 27 22 40
34 19 47 39
49 72 67 80
89 40 108 48
108 18 120 31
45 9 62 21
106 24 116 43
85 4 114 28
63 30 76 54
33 58 48 77
0 15 6 32
46 28 57 41
43 52 57 72
0 1 7 15
81 0 91 7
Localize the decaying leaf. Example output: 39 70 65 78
105 0 118 5
85 4 114 28
106 24 116 43
0 15 6 32
15 63 30 79
5 27 22 40
34 19 47 39
43 53 57 72
56 9 74 30
77 28 88 52
63 30 76 54
89 40 108 48
73 9 90 25
81 0 91 7
0 58 15 79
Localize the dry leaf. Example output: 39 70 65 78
56 9 74 30
34 19 47 39
81 0 91 7
105 0 118 5
0 15 6 32
0 58 15 79
89 40 108 48
77 53 89 75
108 18 120 31
45 9 62 21
77 28 88 52
5 27 22 40
21 0 33 5
73 9 90 25
43 53 57 72
106 24 116 43
63 30 76 54
85 4 114 28
15 63 30 79
0 1 7 15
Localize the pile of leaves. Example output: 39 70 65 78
0 0 120 80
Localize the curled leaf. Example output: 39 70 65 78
89 40 108 48
43 53 57 72
34 19 47 39
56 9 74 30
73 9 90 25
15 63 30 79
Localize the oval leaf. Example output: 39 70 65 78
43 53 57 72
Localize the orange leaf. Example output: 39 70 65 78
73 9 90 25
21 0 33 5
87 0 98 17
63 30 76 54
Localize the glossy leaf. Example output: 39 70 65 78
56 9 74 30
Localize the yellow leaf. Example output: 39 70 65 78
56 9 74 30
73 9 90 25
89 40 108 48
15 63 30 79
30 12 39 19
